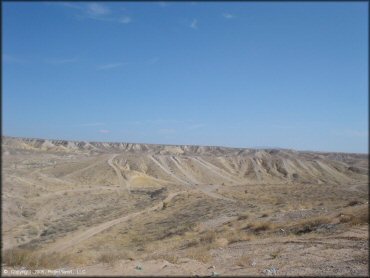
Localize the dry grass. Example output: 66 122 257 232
243 222 275 234
237 212 249 220
338 205 368 225
96 250 135 265
97 253 119 266
236 254 252 267
288 216 333 235
154 254 180 264
270 247 282 259
2 248 75 269
225 230 253 244
199 230 217 244
185 247 212 263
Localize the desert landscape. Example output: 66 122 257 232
1 136 368 276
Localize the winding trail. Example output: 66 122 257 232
108 154 131 194
191 157 240 184
43 190 187 254
149 155 190 186
170 156 200 184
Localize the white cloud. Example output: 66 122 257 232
57 3 83 10
222 13 235 19
86 3 110 16
190 19 198 29
60 2 132 24
97 63 126 70
119 16 131 24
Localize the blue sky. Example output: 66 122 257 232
3 2 368 153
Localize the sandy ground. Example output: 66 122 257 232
2 136 368 276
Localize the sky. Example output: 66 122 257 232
2 2 368 153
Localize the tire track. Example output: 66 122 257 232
190 157 240 184
148 155 190 186
108 154 131 194
170 156 200 184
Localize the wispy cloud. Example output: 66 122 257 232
99 129 110 134
119 16 131 24
222 13 236 19
46 58 77 65
58 2 82 10
86 3 110 16
97 63 126 71
60 2 132 24
190 19 198 29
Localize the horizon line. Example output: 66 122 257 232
2 135 368 155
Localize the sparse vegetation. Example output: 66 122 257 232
236 255 252 267
237 212 249 220
2 248 75 269
2 137 368 275
185 247 212 263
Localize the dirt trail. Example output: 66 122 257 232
63 156 108 178
108 154 131 194
191 157 240 184
44 190 187 254
149 155 190 186
170 156 200 184
197 184 236 203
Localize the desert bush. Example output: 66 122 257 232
97 253 118 266
156 254 180 264
237 213 249 220
183 238 200 248
346 200 360 207
236 254 251 267
226 230 252 244
289 216 332 235
243 222 274 234
199 230 216 244
339 205 368 225
270 248 282 259
97 250 134 265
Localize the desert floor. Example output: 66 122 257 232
2 137 368 276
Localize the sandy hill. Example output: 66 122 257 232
2 136 368 276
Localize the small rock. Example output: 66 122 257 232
211 271 219 277
135 265 142 270
208 265 215 269
263 267 277 276
251 261 256 267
